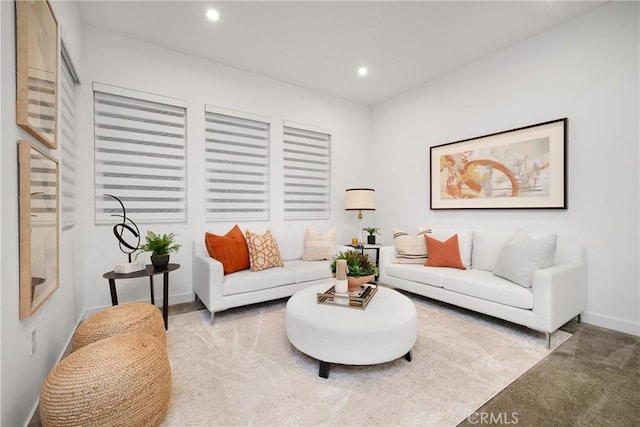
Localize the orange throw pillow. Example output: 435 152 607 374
424 234 466 270
204 225 250 275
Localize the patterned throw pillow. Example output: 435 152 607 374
393 227 432 264
245 229 284 272
302 226 337 261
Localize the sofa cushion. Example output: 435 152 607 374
493 230 557 288
385 264 459 288
204 225 250 275
223 267 295 296
392 227 431 264
302 226 337 261
424 234 466 270
430 228 473 268
443 269 533 309
284 260 332 283
245 229 284 272
471 230 513 271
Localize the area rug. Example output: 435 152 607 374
161 295 570 426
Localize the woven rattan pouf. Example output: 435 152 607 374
72 302 166 352
40 333 171 427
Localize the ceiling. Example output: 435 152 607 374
77 1 607 105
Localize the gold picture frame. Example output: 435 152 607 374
19 140 59 319
16 0 59 149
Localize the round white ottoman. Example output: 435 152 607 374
286 284 417 378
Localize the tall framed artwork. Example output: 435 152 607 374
19 140 59 319
16 0 59 149
430 118 567 210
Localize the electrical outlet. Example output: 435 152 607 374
30 328 36 356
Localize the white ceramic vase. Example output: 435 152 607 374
335 279 348 294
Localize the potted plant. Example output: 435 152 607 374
362 227 381 244
136 231 181 269
330 250 379 291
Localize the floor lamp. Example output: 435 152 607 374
345 188 375 245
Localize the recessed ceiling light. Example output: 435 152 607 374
357 67 368 76
206 8 220 22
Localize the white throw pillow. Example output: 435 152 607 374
472 230 513 272
302 226 337 261
393 227 431 264
492 230 557 288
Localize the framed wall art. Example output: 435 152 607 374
430 118 567 210
19 140 59 319
16 0 59 149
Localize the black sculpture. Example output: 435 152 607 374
104 194 140 262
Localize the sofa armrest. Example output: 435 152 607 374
531 262 586 332
192 250 225 313
379 246 397 271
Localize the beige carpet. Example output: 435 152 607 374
162 295 570 426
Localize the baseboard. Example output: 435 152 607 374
82 291 196 320
581 311 640 336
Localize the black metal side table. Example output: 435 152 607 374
102 263 180 330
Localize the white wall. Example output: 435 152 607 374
0 1 84 425
77 26 373 313
2 2 637 425
0 2 3 421
372 2 639 335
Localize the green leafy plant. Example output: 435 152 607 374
362 227 381 236
330 250 379 278
135 231 181 257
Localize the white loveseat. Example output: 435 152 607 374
193 230 348 323
379 229 586 347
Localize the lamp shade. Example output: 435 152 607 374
345 188 375 211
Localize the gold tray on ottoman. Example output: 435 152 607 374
316 284 378 310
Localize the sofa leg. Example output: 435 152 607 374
210 311 215 325
545 332 551 349
576 313 582 323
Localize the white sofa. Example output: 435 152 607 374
193 232 348 324
379 229 586 347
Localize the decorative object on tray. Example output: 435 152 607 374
330 250 379 292
347 275 375 290
105 194 145 273
135 231 181 269
334 259 348 294
363 227 381 244
317 284 378 310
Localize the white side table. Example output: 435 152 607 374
286 283 417 378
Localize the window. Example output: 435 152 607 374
93 83 187 224
283 122 331 219
60 41 79 230
204 106 270 221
